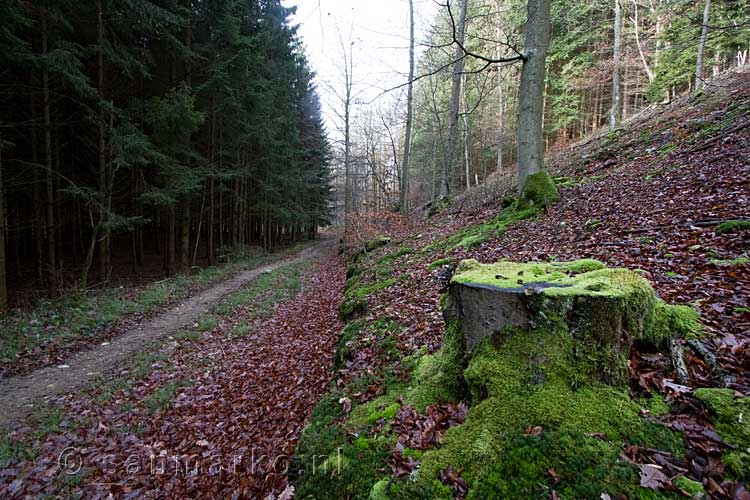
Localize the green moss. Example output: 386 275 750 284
339 298 368 322
438 293 448 311
349 278 398 299
452 259 612 291
410 327 683 497
367 403 400 425
553 176 577 188
452 260 700 382
360 236 391 254
444 205 539 250
428 257 457 271
584 218 602 231
370 479 391 500
710 256 749 266
339 272 399 322
405 321 466 412
335 320 367 369
465 430 679 500
292 390 393 499
640 393 671 417
693 388 750 481
715 220 750 235
379 247 415 265
347 264 362 279
673 476 705 498
521 171 560 209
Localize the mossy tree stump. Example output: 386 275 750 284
444 259 699 384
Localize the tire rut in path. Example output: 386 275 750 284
0 239 334 428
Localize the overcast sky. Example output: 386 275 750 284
283 0 440 134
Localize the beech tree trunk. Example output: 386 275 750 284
695 0 711 90
399 0 415 213
439 0 469 199
496 0 505 172
517 0 551 194
610 0 622 130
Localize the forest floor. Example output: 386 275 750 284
0 237 348 498
1 73 748 499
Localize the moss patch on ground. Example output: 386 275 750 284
715 220 750 235
444 204 540 250
339 256 401 321
291 319 414 499
694 388 750 481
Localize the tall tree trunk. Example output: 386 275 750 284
42 13 57 297
439 0 469 199
96 0 110 283
180 0 192 271
496 0 505 172
167 207 176 275
0 135 7 312
180 199 189 271
208 177 215 266
399 0 414 213
632 1 655 83
610 0 622 130
343 48 353 231
461 73 471 189
30 96 44 284
517 0 551 194
400 0 415 214
695 0 711 90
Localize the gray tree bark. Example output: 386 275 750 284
400 0 415 213
517 0 551 194
343 51 352 230
439 0 469 199
496 0 505 172
610 0 622 130
695 0 711 90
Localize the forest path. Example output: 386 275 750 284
0 238 336 428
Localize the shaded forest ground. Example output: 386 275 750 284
0 240 333 427
0 238 344 498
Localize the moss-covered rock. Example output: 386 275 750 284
694 388 750 481
520 170 560 209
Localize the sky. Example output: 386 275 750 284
283 0 440 134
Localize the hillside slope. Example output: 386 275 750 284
292 70 749 499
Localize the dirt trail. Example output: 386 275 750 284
0 239 335 428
